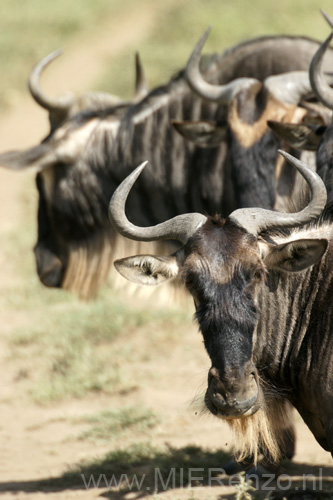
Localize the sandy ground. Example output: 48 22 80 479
0 5 332 500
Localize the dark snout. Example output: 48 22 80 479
205 363 259 418
34 244 65 288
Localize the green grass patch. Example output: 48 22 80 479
8 287 190 403
74 406 159 442
0 0 128 110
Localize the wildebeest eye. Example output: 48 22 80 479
252 267 267 283
245 267 264 284
242 267 260 282
244 268 264 296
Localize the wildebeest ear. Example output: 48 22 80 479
114 255 180 285
267 121 324 151
0 143 58 171
171 119 227 148
263 239 328 273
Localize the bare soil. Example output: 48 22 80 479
0 5 331 499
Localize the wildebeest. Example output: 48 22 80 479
108 150 333 465
1 35 333 299
174 27 333 210
269 31 333 198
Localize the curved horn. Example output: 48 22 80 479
185 27 258 103
309 32 333 109
109 162 207 245
264 71 312 105
134 52 149 101
29 50 74 115
229 150 327 235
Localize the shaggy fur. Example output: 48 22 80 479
225 396 293 465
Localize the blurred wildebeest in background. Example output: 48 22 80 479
269 30 333 204
174 27 333 211
0 34 333 299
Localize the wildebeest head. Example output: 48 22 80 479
109 151 327 459
0 51 149 295
268 28 333 218
268 33 333 143
174 27 330 145
267 10 333 156
172 28 333 211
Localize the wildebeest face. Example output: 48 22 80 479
0 47 141 295
115 214 327 419
111 154 328 421
0 112 122 294
182 218 265 418
34 171 67 288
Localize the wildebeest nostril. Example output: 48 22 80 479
211 392 227 409
212 392 225 403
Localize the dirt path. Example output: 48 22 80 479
0 4 332 500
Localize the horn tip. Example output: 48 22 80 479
202 25 212 41
320 8 333 29
278 149 294 164
195 25 213 50
50 48 63 59
135 160 149 174
187 26 212 70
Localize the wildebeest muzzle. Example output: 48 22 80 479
205 362 259 418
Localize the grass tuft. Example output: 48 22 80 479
8 287 190 403
74 406 159 442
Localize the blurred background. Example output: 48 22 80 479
0 1 332 499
